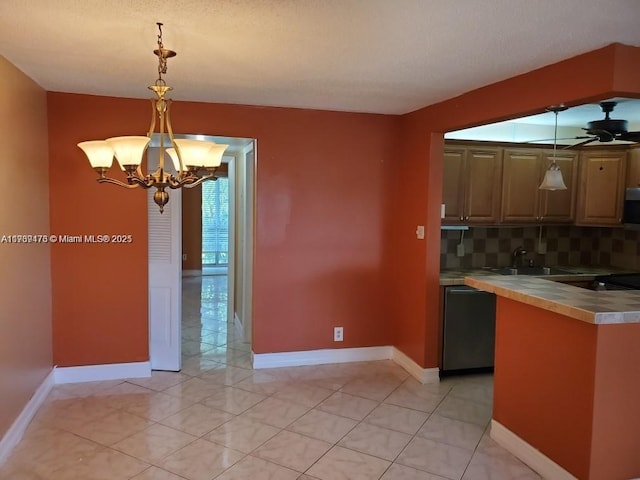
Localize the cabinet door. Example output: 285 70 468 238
539 150 578 222
465 148 503 223
500 149 542 222
626 148 640 188
442 147 466 223
576 150 627 225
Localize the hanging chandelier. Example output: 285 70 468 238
77 23 228 213
539 105 568 191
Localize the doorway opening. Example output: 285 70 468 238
148 135 255 372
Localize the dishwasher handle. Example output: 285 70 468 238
445 286 487 294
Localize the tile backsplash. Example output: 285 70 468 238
440 226 640 270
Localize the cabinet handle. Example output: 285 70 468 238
459 216 463 221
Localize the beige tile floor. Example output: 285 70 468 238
0 275 541 480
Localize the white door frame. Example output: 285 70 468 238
241 142 255 343
227 154 237 328
148 135 255 370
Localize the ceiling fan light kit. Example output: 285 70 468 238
77 23 228 213
539 105 568 191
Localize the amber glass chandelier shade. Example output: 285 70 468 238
168 140 230 170
172 139 217 168
77 140 114 169
204 144 229 168
106 136 151 168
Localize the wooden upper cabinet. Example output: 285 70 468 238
501 149 542 222
501 149 578 223
539 150 579 222
441 147 466 223
442 146 502 224
576 150 627 225
465 148 503 223
626 147 640 188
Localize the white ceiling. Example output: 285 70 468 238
446 97 640 145
1 0 639 116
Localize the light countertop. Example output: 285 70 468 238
439 266 627 286
464 275 640 324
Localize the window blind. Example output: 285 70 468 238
201 178 229 266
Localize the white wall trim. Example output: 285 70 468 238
53 361 151 384
490 420 577 480
253 346 393 369
234 312 244 340
0 369 55 466
392 347 440 384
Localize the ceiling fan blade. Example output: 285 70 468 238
524 136 591 143
586 129 615 142
562 137 599 150
618 131 640 142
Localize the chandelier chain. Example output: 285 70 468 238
156 22 168 82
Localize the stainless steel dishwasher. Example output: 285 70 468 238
441 285 496 374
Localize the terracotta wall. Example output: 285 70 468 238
182 187 202 271
493 298 596 479
48 95 149 366
390 43 640 368
0 57 52 438
590 324 640 480
494 297 640 480
48 93 399 364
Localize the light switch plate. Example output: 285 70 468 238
416 225 425 239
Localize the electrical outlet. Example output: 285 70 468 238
182 254 187 261
333 327 344 342
456 243 465 257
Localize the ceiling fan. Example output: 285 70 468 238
564 101 640 148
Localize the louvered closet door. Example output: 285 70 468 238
148 148 182 371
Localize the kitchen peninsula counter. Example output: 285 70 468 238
464 275 640 324
463 275 640 479
439 265 628 286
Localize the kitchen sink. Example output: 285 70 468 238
484 266 578 276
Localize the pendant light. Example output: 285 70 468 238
77 23 228 213
539 105 568 191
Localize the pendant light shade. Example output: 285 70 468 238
77 141 114 169
539 163 567 190
539 105 568 191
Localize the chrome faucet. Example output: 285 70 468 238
512 246 527 268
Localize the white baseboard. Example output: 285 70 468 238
490 420 577 480
253 346 393 369
234 313 244 340
392 347 440 384
252 346 441 384
0 369 55 466
53 361 151 384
